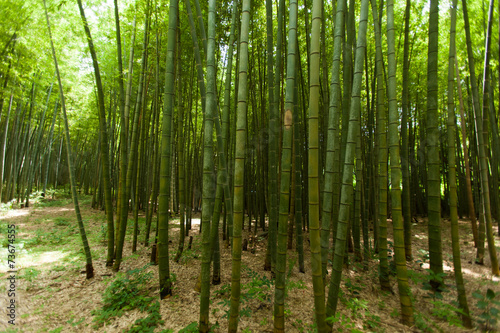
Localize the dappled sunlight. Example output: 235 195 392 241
414 233 428 240
461 267 490 279
419 262 454 272
0 208 29 219
26 251 68 267
57 208 74 212
460 267 500 282
0 248 68 274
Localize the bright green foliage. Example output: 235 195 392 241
216 267 274 320
92 265 163 331
422 269 447 297
429 300 465 328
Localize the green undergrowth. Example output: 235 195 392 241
21 218 80 251
92 264 164 332
215 266 274 320
473 288 500 331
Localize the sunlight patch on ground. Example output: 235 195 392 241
414 233 427 240
0 209 29 219
0 248 68 273
461 267 500 281
461 267 488 279
27 251 67 267
419 262 453 272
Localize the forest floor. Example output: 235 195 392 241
1 192 500 333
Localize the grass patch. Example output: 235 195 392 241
19 267 41 282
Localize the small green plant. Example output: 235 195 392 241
416 249 430 267
363 313 381 331
67 316 85 327
216 267 273 319
54 218 70 227
430 300 464 328
52 265 66 272
422 269 448 298
346 298 368 315
177 247 200 265
128 301 163 333
390 307 400 319
99 224 107 243
92 264 163 331
473 288 500 331
327 313 356 332
286 279 306 292
291 319 305 332
178 321 198 333
344 278 362 296
19 267 41 282
414 311 434 332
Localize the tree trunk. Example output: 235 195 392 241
158 0 178 299
44 0 93 279
76 0 114 273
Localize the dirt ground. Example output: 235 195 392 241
1 194 499 332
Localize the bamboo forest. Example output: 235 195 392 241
1 0 500 331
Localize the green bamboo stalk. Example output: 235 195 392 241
199 0 217 329
309 0 328 331
158 0 178 299
426 0 443 283
326 0 369 322
42 99 59 197
321 0 345 280
228 0 251 330
447 1 472 326
0 94 13 203
264 0 274 271
401 0 412 260
370 0 390 292
476 0 499 276
294 44 304 274
44 0 93 279
76 0 114 273
274 0 298 330
268 0 286 275
387 0 413 325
